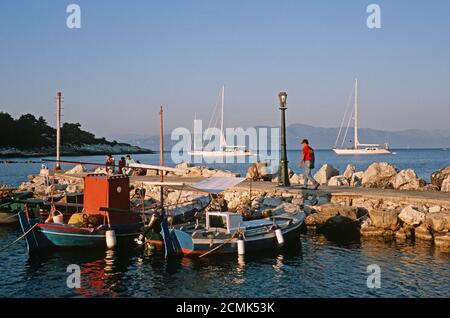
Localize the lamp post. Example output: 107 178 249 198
278 92 290 187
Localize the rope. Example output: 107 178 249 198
199 229 242 258
0 223 38 253
2 212 19 221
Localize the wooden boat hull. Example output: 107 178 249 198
18 211 142 253
174 223 303 255
143 213 305 257
0 192 33 225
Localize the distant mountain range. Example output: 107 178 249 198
109 124 450 150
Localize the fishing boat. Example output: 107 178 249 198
18 174 143 253
188 85 253 157
136 176 306 257
333 79 391 155
172 211 305 256
0 192 33 224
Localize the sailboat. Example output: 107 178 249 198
333 79 391 155
188 85 252 157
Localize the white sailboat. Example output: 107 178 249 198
188 85 252 157
333 79 391 155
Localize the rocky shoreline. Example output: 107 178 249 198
0 143 154 158
9 161 450 252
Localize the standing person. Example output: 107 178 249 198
105 154 115 174
118 157 126 175
125 154 135 175
298 139 320 190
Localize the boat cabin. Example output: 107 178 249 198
206 212 243 234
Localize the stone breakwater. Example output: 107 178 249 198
278 162 450 192
14 162 450 251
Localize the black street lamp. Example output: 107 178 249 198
278 92 290 187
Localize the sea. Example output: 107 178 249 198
0 149 449 298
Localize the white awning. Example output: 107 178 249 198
142 176 246 194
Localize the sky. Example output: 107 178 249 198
0 0 449 139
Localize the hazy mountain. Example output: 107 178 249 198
109 124 450 150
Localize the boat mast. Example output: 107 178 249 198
354 79 359 149
220 85 226 149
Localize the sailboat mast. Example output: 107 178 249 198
220 85 226 149
354 79 358 149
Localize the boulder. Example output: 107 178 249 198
328 175 349 187
398 205 425 226
343 164 356 180
304 205 339 226
314 164 339 185
414 223 433 241
426 212 450 233
186 167 203 177
392 169 426 190
421 184 440 192
246 162 271 181
262 197 283 208
289 173 304 185
201 168 217 178
146 169 158 176
175 162 193 171
368 209 399 230
362 162 397 189
434 234 450 250
428 206 441 213
350 171 364 187
272 203 302 215
95 167 107 174
65 165 86 175
441 175 450 192
320 203 364 220
215 170 239 177
431 165 450 189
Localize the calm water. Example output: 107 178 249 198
1 149 450 186
0 149 449 298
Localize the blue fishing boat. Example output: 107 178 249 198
18 174 143 253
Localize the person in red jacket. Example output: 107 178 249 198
298 139 320 190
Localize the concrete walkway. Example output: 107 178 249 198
60 173 450 207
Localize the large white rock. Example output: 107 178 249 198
398 205 425 226
362 162 397 189
350 171 364 187
314 164 339 185
65 164 86 175
343 164 356 180
246 162 271 180
428 205 441 213
431 165 450 190
426 212 450 233
441 175 450 192
328 175 349 187
393 169 425 190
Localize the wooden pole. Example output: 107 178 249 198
159 106 165 212
56 92 62 169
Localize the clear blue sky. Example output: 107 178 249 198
0 0 449 138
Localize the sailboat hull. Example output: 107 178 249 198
333 148 391 155
188 150 253 157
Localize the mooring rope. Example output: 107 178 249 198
0 223 38 253
199 229 243 258
2 212 19 221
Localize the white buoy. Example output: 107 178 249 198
237 238 245 255
106 230 117 249
275 228 284 246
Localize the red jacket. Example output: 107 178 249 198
302 144 313 161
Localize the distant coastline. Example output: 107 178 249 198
0 144 154 158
